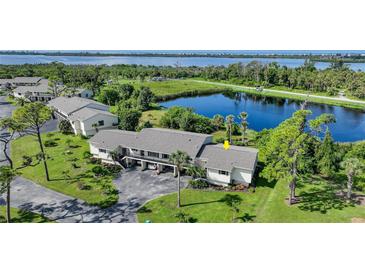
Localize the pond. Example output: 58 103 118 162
159 92 365 142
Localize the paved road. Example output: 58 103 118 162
193 80 365 106
1 168 187 222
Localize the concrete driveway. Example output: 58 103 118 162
1 168 187 222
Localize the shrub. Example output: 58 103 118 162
83 151 92 159
44 139 57 147
76 181 91 190
22 155 32 167
92 165 109 176
89 157 102 164
59 119 73 134
46 132 54 138
103 164 122 174
189 179 209 189
72 162 80 169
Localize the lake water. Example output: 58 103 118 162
1 54 365 71
160 93 365 142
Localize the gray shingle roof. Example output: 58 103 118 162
89 128 212 159
69 107 116 121
12 77 42 84
48 96 108 115
136 128 211 158
13 82 50 94
0 79 12 84
198 144 258 172
89 129 138 151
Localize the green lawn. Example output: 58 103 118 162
11 132 118 208
0 206 51 223
140 109 166 127
137 177 273 223
117 79 229 100
255 174 365 223
193 79 365 110
138 173 365 223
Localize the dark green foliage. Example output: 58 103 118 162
315 129 337 176
22 155 32 167
83 151 92 159
160 106 214 134
91 166 109 176
137 86 154 111
188 179 209 189
44 139 58 147
58 119 73 134
98 85 120 105
118 108 142 131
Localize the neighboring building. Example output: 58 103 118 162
48 96 118 136
13 79 55 102
89 128 258 186
64 88 94 98
10 77 43 87
0 79 12 90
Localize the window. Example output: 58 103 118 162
162 154 169 159
99 148 107 153
98 120 104 126
218 170 229 176
147 151 159 158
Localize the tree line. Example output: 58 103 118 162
1 60 365 99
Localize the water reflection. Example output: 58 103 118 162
160 92 365 142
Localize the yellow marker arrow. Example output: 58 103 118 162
223 140 230 150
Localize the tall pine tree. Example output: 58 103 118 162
316 128 337 177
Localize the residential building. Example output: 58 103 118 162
48 96 118 136
13 79 55 102
89 128 258 186
0 79 12 90
10 77 43 87
64 87 94 98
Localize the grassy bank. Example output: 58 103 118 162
117 79 230 101
193 79 365 110
0 206 51 223
11 132 119 208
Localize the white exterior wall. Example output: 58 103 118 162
206 168 231 185
13 92 25 99
231 168 253 185
71 120 82 135
89 143 114 163
80 113 118 136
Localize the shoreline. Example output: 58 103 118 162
2 51 365 63
191 80 365 111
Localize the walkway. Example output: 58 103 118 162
1 168 187 223
193 80 365 106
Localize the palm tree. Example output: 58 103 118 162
169 150 191 208
15 97 27 107
225 115 235 144
340 158 365 200
0 166 18 223
239 111 249 145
